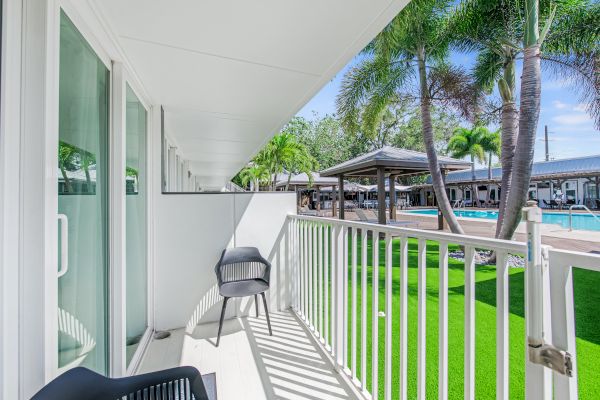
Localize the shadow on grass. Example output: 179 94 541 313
450 268 600 346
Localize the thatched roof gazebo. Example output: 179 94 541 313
320 146 471 225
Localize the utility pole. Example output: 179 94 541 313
544 125 549 161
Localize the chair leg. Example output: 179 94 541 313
254 294 259 317
260 292 272 336
216 297 229 347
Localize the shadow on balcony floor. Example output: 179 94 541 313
139 310 357 400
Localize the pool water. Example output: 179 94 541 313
407 209 600 231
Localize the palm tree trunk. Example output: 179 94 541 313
496 59 519 237
60 164 73 193
417 47 464 234
499 4 541 239
486 151 492 203
471 154 478 207
286 173 292 191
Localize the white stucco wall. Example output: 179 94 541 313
153 192 296 331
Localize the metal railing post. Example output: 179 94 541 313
523 202 553 400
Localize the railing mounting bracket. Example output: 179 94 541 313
528 338 573 377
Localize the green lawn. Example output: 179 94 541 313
311 236 600 399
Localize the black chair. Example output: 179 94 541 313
214 247 272 346
31 366 209 400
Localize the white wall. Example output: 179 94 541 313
153 192 296 331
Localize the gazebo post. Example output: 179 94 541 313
377 167 386 225
316 185 321 212
389 174 396 221
338 175 345 219
332 185 337 217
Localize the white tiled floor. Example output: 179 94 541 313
139 310 358 400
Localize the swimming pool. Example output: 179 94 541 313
407 209 600 231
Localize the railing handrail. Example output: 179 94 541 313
548 248 600 272
568 204 600 231
288 213 527 254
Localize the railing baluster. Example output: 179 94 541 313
372 231 380 399
417 238 427 400
318 223 324 338
331 224 337 355
439 241 449 400
496 250 509 400
335 224 345 367
384 233 393 400
351 227 358 380
311 224 319 333
361 228 368 392
399 236 408 400
310 222 315 328
343 226 349 369
548 259 579 399
324 224 330 348
464 245 476 400
303 221 308 320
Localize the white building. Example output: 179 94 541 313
416 155 600 208
0 1 598 399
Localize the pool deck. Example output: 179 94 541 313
336 209 600 253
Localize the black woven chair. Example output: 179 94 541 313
31 366 209 400
214 247 272 346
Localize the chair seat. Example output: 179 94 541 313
219 279 269 298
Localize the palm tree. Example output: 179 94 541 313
239 164 270 192
449 0 599 239
337 0 483 235
447 126 490 205
255 132 317 191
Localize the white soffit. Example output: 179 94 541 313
94 0 410 189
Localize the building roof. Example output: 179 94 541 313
320 146 471 177
427 154 600 185
275 172 338 187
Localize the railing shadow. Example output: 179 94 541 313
242 311 354 400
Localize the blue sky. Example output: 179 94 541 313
296 52 600 165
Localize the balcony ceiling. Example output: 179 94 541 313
94 0 410 189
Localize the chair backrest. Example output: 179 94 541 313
31 367 209 400
214 247 271 287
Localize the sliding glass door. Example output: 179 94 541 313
57 11 110 374
125 84 148 367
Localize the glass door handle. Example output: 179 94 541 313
57 214 69 278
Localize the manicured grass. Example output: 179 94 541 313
311 236 600 399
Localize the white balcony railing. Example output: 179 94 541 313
286 207 600 400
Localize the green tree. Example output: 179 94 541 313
254 132 316 191
449 0 599 238
447 126 491 203
337 0 483 234
390 106 461 153
238 164 270 191
291 114 368 170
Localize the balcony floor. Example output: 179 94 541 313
139 310 358 400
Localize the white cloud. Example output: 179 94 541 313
573 103 589 112
552 100 568 109
552 114 593 125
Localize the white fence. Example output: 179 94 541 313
287 206 600 400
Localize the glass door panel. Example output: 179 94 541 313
57 11 110 374
125 84 148 366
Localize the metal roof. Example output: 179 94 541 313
320 146 471 177
275 172 338 187
427 154 600 185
